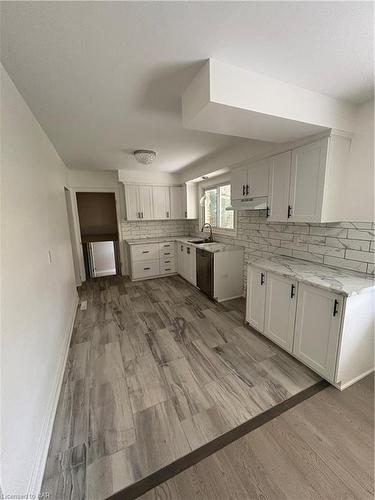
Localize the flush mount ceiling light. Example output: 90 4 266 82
134 149 157 165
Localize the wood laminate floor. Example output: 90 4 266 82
140 374 374 500
42 275 321 499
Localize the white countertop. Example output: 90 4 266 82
126 236 243 254
248 255 374 297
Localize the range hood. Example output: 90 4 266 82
227 196 268 211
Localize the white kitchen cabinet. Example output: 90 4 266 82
264 273 297 352
231 167 248 199
184 183 198 219
152 186 171 219
246 263 374 388
138 186 153 220
288 139 327 223
231 159 269 201
170 186 185 219
293 284 342 381
124 185 139 221
125 185 153 220
246 267 266 332
177 243 196 285
268 151 292 222
247 158 269 198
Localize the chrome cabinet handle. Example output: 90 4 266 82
260 273 265 285
246 184 249 195
287 205 292 218
144 267 150 270
242 185 245 196
166 211 169 218
142 250 149 254
290 284 296 298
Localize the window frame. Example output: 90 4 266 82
202 182 236 234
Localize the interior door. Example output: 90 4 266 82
152 186 171 219
170 186 185 219
289 139 328 222
268 151 292 222
125 185 139 221
138 186 153 220
264 273 297 352
293 283 342 381
231 167 248 200
246 266 266 332
247 158 270 198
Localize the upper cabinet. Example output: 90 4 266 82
170 186 185 219
124 183 198 221
231 133 351 223
288 139 328 223
125 185 153 220
231 159 269 200
268 151 292 222
152 186 171 219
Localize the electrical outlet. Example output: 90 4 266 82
80 300 87 311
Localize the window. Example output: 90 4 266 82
204 184 234 230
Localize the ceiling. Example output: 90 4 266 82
1 1 373 172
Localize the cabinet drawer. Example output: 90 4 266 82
158 241 174 250
131 243 158 262
132 260 160 279
160 259 176 274
159 246 175 258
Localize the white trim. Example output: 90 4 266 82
332 368 374 391
216 294 243 303
27 292 79 496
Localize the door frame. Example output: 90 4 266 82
70 186 124 283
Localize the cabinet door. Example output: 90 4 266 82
125 185 140 221
152 186 171 219
138 186 153 220
246 266 266 332
185 245 196 286
264 273 297 352
289 139 328 222
293 284 342 381
231 167 248 200
247 158 269 198
170 186 185 219
177 243 185 278
268 151 291 222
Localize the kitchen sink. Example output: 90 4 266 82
188 239 214 244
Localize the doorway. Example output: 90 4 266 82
76 192 120 279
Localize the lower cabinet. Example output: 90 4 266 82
245 265 374 388
246 266 266 332
293 283 342 381
177 242 196 286
128 241 176 280
264 273 297 353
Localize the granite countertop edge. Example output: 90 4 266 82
125 236 243 253
247 256 374 297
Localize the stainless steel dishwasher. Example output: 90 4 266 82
196 248 214 298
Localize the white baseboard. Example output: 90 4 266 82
27 292 79 496
333 367 374 391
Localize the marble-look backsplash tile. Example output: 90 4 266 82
188 211 375 277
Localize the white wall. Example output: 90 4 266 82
341 99 374 221
67 169 119 189
1 67 78 494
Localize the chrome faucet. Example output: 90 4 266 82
201 223 213 242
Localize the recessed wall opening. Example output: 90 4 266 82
76 191 120 279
